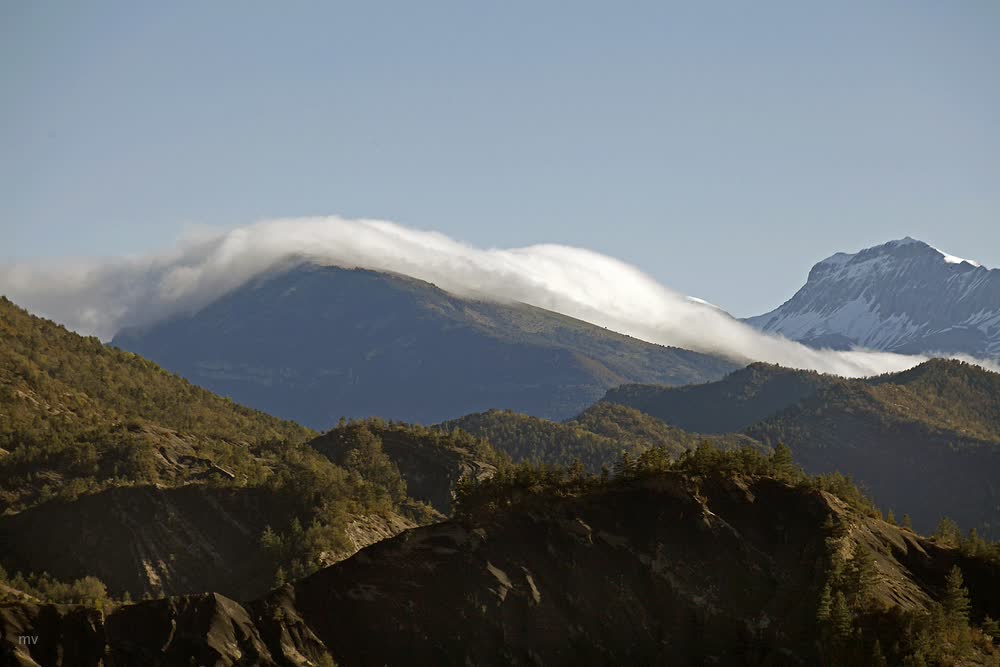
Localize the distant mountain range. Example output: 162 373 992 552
111 264 735 427
5 293 1000 666
605 359 1000 536
747 237 1000 358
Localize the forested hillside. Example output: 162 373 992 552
308 418 506 514
6 444 999 666
603 362 840 433
438 404 757 473
0 298 441 600
606 358 1000 537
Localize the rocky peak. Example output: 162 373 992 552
747 238 1000 357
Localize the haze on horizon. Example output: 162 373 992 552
2 1 998 318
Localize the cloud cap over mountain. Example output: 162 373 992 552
1 217 992 377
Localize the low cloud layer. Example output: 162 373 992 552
2 216 993 377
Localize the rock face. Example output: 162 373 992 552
0 484 416 602
746 238 1000 358
4 472 997 666
111 264 735 427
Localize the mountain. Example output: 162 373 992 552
4 452 999 665
438 404 757 472
110 263 736 428
604 359 1000 536
746 238 1000 357
0 297 446 600
604 363 841 434
308 418 504 514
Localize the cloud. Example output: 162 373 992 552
0 216 988 377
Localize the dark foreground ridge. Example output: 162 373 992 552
4 456 999 666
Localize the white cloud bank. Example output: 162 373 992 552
1 216 994 377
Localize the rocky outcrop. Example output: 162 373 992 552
0 484 415 602
4 472 997 666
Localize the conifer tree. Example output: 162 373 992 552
849 546 879 610
829 591 853 643
770 443 795 477
934 517 960 546
942 565 970 632
816 583 832 623
982 615 999 639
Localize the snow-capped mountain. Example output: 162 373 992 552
746 238 1000 358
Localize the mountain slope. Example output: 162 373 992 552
604 362 841 433
111 263 736 427
746 237 1000 357
605 359 1000 536
308 418 504 514
5 456 999 666
748 360 1000 536
0 297 434 600
438 404 757 473
0 296 313 512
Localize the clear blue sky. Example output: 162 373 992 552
2 1 998 316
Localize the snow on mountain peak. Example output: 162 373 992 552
815 237 986 271
930 245 981 268
747 237 1000 359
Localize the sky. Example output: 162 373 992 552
2 1 998 317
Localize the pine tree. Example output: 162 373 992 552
902 514 913 530
963 528 986 556
934 517 960 546
849 546 880 610
886 510 896 525
816 583 833 623
982 615 999 639
770 443 795 477
829 591 853 643
942 565 970 632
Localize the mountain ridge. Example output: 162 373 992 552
746 237 1000 358
111 263 736 427
603 358 1000 536
4 459 999 665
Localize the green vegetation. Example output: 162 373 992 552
815 544 997 665
0 296 314 511
439 404 755 474
439 408 638 472
455 440 877 520
604 362 839 433
455 441 1000 664
868 358 1000 442
608 358 1000 539
0 563 115 608
309 417 504 515
315 417 507 473
0 297 446 594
